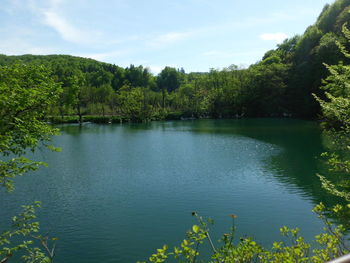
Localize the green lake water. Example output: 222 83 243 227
0 119 345 262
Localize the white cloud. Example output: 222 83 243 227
143 14 292 49
42 11 85 43
148 32 192 47
260 33 288 43
81 50 129 61
0 38 58 55
28 0 101 45
143 14 293 50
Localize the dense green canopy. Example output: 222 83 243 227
1 0 350 121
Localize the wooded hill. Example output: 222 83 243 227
1 0 350 122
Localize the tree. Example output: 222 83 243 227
242 57 290 117
116 85 153 121
314 24 350 200
73 72 88 123
125 65 153 88
0 64 61 262
157 67 182 108
95 84 114 116
54 67 82 119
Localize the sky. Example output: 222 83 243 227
0 0 335 74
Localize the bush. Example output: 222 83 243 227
140 206 349 263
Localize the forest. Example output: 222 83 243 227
1 0 350 123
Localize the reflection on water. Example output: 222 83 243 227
0 119 346 263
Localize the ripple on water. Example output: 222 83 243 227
0 119 337 263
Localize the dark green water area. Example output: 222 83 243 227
1 119 346 262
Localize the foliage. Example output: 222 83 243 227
0 202 56 263
1 0 350 122
314 23 350 201
0 64 61 262
116 85 155 121
0 64 61 191
139 208 349 263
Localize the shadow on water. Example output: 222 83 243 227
3 118 349 263
139 118 344 207
57 118 346 208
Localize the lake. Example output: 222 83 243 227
0 119 344 262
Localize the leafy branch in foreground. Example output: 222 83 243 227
139 207 349 263
0 64 62 192
0 64 62 262
0 202 57 263
313 23 350 201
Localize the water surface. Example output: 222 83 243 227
0 119 342 262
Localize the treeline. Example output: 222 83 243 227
1 0 350 122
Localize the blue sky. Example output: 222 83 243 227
0 0 334 73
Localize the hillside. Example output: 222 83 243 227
1 0 350 120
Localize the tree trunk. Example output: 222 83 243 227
77 103 82 124
59 105 64 120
